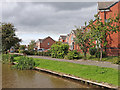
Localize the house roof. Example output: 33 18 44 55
38 36 55 42
98 1 118 10
59 35 67 40
81 26 85 30
72 30 77 35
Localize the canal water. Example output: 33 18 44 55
2 63 99 88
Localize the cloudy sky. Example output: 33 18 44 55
2 1 100 45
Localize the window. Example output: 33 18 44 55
67 37 69 42
48 42 50 45
96 40 101 48
70 42 74 50
71 36 73 41
105 19 110 23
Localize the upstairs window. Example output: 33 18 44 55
71 36 73 41
67 37 69 42
48 42 50 45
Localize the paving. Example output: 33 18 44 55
28 55 119 70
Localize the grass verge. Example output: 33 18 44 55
14 56 119 86
80 53 119 64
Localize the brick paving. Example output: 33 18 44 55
28 55 119 70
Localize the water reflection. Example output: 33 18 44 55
2 64 98 88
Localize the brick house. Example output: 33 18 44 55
36 36 55 50
59 1 120 56
97 1 120 56
58 35 67 43
83 1 120 56
65 29 83 51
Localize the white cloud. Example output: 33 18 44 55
2 2 97 45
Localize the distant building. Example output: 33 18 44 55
58 0 120 56
36 36 55 50
58 35 67 43
10 46 15 53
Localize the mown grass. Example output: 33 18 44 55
14 56 119 86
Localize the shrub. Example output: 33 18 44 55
19 50 24 53
89 47 97 55
2 54 14 64
23 50 37 55
95 51 107 58
13 56 35 70
38 50 51 56
51 43 69 59
19 45 26 51
2 54 9 63
112 56 120 65
65 50 80 60
15 50 19 53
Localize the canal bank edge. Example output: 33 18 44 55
12 62 118 89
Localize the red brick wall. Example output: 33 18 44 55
59 38 66 43
106 49 120 56
40 37 55 50
118 1 120 48
99 2 120 48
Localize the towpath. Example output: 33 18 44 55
28 55 119 70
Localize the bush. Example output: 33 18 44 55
2 54 14 64
15 50 19 53
22 50 37 55
89 47 97 56
51 43 69 59
2 54 9 63
38 50 51 56
19 50 24 53
23 50 30 55
65 50 80 60
95 51 107 58
112 56 120 65
13 56 35 70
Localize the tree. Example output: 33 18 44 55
74 26 90 59
88 14 120 61
14 43 20 50
0 23 2 52
28 40 36 51
51 42 69 59
19 45 26 51
2 23 21 53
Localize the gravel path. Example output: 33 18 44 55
28 55 119 70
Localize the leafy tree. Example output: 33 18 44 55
14 43 20 50
28 40 36 51
88 14 120 61
2 23 21 53
19 45 26 50
51 42 69 59
0 23 2 52
74 26 90 59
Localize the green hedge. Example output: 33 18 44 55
89 47 97 56
51 43 69 59
38 51 51 56
64 50 81 60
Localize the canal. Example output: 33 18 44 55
2 63 100 88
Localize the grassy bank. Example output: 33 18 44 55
14 56 119 86
80 53 120 64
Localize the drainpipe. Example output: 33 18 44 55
104 10 106 23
